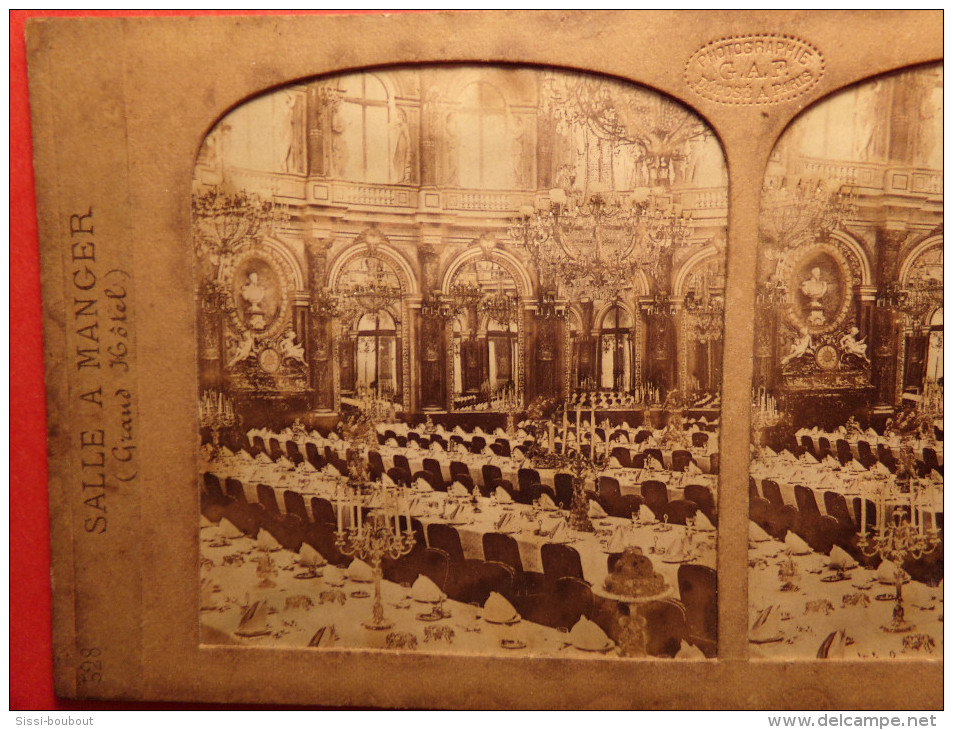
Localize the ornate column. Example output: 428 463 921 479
418 244 446 411
419 75 439 188
197 278 228 391
871 226 907 411
535 89 554 190
305 237 335 411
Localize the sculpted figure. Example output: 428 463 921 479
241 272 267 329
839 326 870 363
781 328 814 366
800 266 829 325
279 329 306 364
227 330 255 369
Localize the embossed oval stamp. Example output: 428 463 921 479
685 34 824 105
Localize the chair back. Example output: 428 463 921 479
451 473 475 491
607 494 644 519
877 444 898 473
634 430 651 444
794 484 821 518
642 598 689 657
663 499 699 525
449 460 470 479
482 532 524 575
285 441 304 465
554 473 575 509
460 561 517 605
225 477 246 503
310 497 336 526
708 452 720 474
517 467 541 492
644 447 665 466
551 576 595 631
387 467 412 488
800 434 816 457
817 437 833 460
823 491 853 528
517 482 542 505
304 442 324 469
202 472 225 500
256 483 281 516
427 523 466 565
367 450 386 475
393 454 411 474
691 432 710 449
303 521 347 566
597 476 621 501
481 464 503 490
268 438 284 461
671 450 693 473
857 440 878 469
630 452 647 469
641 480 669 519
540 543 584 580
835 439 853 466
416 548 451 593
761 479 784 507
684 484 716 520
422 458 445 485
493 438 511 457
251 435 268 456
749 476 760 502
469 436 487 454
538 484 558 506
283 490 309 522
610 447 632 468
677 564 717 643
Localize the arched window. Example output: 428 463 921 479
599 306 632 391
457 82 512 189
338 73 391 183
355 310 398 400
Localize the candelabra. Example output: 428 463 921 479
857 496 941 633
760 176 857 250
683 289 725 344
750 391 783 455
335 497 416 631
311 287 344 319
199 390 237 453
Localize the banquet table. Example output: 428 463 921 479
749 456 944 528
204 453 716 590
748 539 943 660
795 429 943 466
199 534 617 657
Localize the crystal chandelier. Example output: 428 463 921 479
509 183 693 303
760 177 858 250
683 290 725 343
876 279 942 333
339 258 401 317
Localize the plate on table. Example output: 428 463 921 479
661 555 695 564
573 639 615 653
875 593 898 602
293 570 323 580
416 608 451 622
234 628 271 638
820 574 850 583
350 590 371 599
483 613 521 626
748 634 784 644
787 548 812 557
499 639 527 650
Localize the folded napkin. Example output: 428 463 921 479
255 453 272 465
784 532 810 554
638 504 657 523
823 455 840 468
347 559 374 582
871 461 891 476
606 526 628 553
256 529 281 552
495 486 513 503
607 456 623 469
414 477 434 492
298 543 327 568
569 615 611 651
453 426 466 436
846 460 866 473
407 441 420 451
904 581 932 608
430 442 445 452
493 427 506 437
237 600 270 634
385 438 399 447
327 432 340 441
686 461 702 475
483 592 518 623
588 500 608 519
380 472 396 487
539 493 557 511
218 518 244 540
412 575 444 603
693 511 715 531
448 481 469 498
549 520 570 544
647 457 664 471
486 446 498 457
930 469 943 483
516 429 528 439
237 449 255 463
219 446 234 458
321 465 340 477
675 639 705 660
200 514 215 528
276 455 293 469
762 446 777 458
800 452 818 464
780 450 799 463
828 545 857 570
877 559 907 584
749 605 782 642
663 533 689 561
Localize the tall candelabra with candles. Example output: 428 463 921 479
751 387 783 455
335 482 415 631
199 390 237 453
857 483 942 633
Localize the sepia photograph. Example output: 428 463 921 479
194 66 726 659
748 64 943 659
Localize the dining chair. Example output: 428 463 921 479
421 457 445 485
469 436 487 454
800 435 817 459
644 447 665 466
451 473 475 491
538 484 558 506
634 430 651 444
677 563 717 644
691 431 710 449
302 521 347 567
309 497 336 526
285 441 304 465
629 452 647 469
817 437 833 461
671 450 693 473
283 490 309 523
748 476 760 503
553 473 575 510
761 479 784 508
608 494 645 520
551 576 595 631
449 460 471 480
856 440 878 469
540 543 584 581
393 454 412 474
482 532 524 575
481 464 503 490
662 499 699 526
823 491 854 529
517 467 541 493
684 484 716 522
251 435 268 457
708 452 720 474
922 447 941 473
427 523 468 566
268 438 284 462
202 472 225 500
641 480 669 519
388 466 413 488
494 438 512 457
256 483 281 516
876 444 898 473
224 477 246 503
835 439 853 466
458 561 517 605
304 442 324 470
793 484 821 519
597 476 622 502
640 598 690 657
610 447 632 468
367 450 386 476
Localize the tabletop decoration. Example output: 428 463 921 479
857 491 941 633
423 625 456 644
199 389 237 457
318 589 348 606
901 633 936 653
385 632 419 650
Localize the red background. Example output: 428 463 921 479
9 8 436 710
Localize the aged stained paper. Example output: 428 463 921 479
26 10 942 708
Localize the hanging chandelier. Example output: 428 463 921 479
760 177 858 250
876 279 942 334
509 183 694 303
683 290 725 343
338 258 401 317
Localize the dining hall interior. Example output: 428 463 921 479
194 63 941 660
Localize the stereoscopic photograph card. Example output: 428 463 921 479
24 9 942 709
